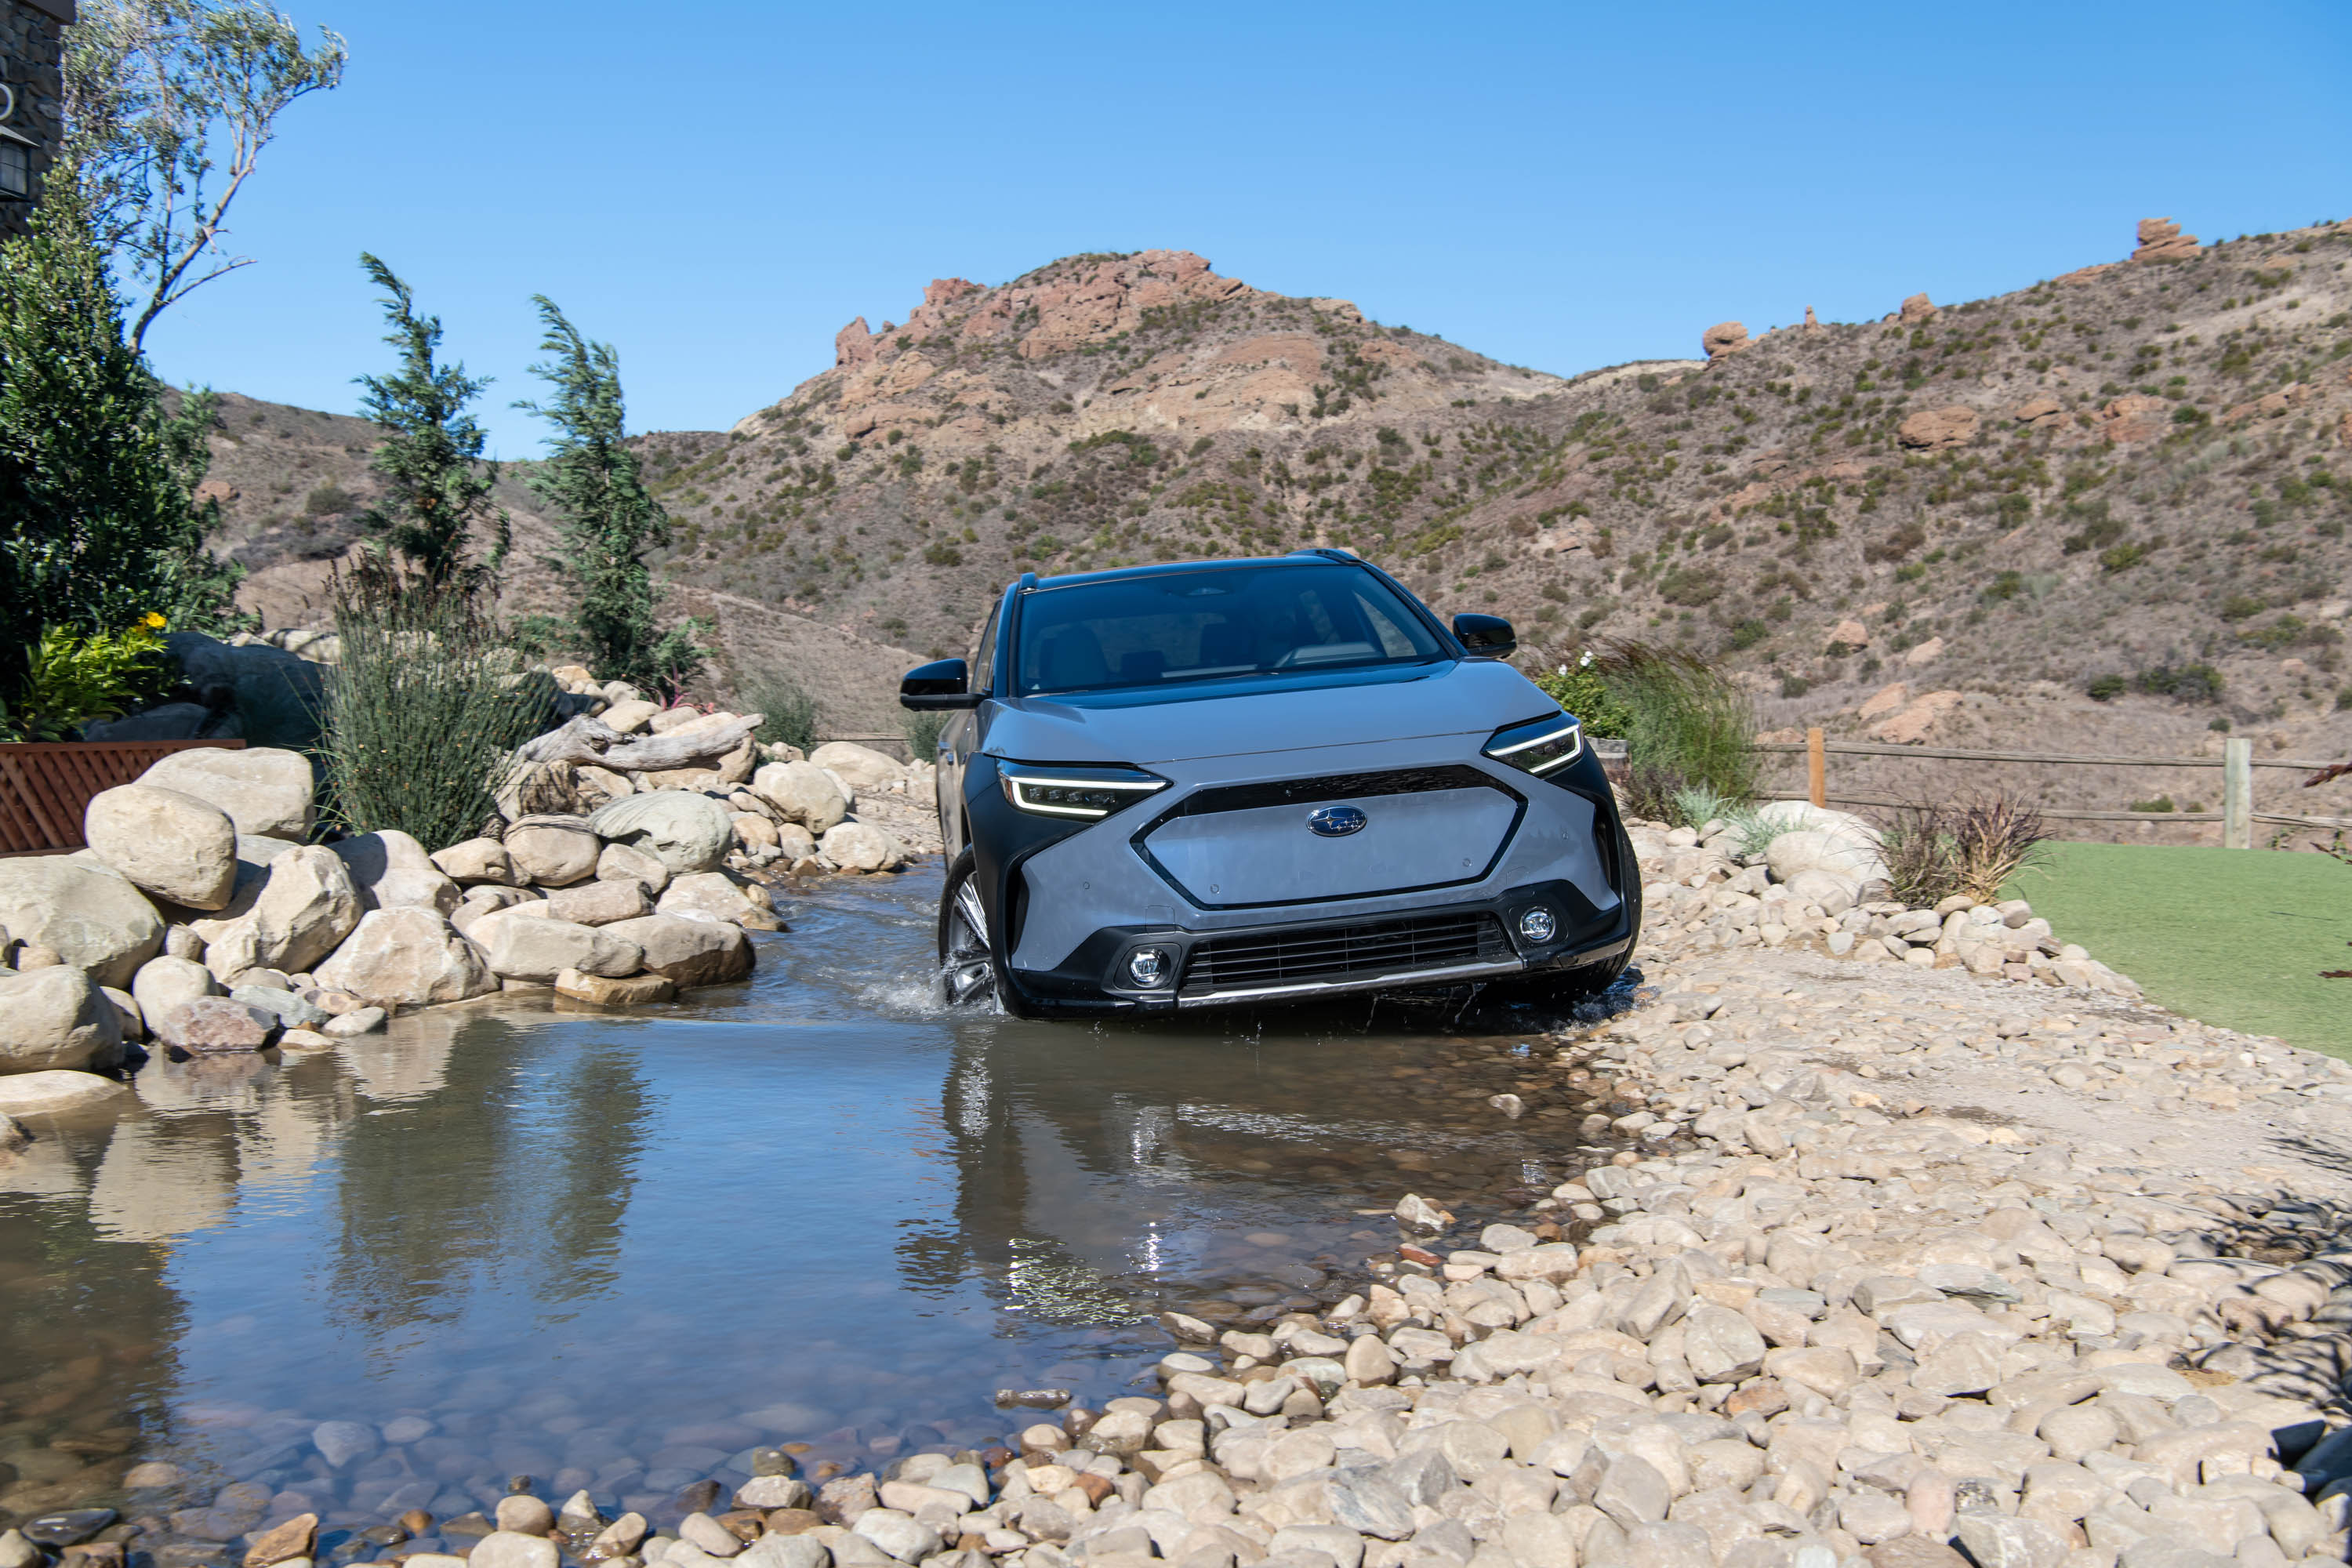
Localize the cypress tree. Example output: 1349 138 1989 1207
519 295 708 694
354 252 507 595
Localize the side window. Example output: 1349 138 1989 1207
970 602 1002 694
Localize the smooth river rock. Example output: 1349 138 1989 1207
0 859 163 988
0 1070 130 1116
602 914 754 986
587 791 735 875
750 762 849 835
331 829 460 915
82 783 239 910
504 816 601 887
0 967 125 1073
201 845 364 979
313 908 498 1008
138 745 315 840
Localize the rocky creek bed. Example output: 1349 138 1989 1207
6 825 2352 1568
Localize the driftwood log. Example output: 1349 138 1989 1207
517 712 766 773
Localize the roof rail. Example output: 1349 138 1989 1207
1301 546 1359 562
1016 571 1040 593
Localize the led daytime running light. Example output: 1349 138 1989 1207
1484 717 1584 775
1000 770 1169 818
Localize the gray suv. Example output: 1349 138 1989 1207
900 551 1640 1015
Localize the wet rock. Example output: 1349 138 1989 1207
657 873 768 927
154 996 278 1053
0 1534 34 1568
818 822 904 873
470 909 644 982
556 968 678 1005
1394 1193 1450 1232
133 954 220 1024
230 985 329 1029
732 1477 812 1511
604 915 753 986
244 1514 318 1568
678 1515 742 1558
313 1420 379 1468
0 1069 130 1113
25 1513 116 1548
852 1510 938 1563
84 783 240 910
321 1005 387 1037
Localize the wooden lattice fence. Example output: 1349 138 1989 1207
0 739 246 856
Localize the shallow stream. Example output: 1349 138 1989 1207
0 867 1627 1539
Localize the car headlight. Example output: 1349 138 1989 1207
998 762 1171 819
1482 713 1584 778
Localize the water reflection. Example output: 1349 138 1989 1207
0 868 1620 1529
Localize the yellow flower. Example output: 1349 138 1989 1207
142 612 167 629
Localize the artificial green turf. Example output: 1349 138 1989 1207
2007 840 2352 1057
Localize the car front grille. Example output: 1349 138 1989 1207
1179 912 1511 996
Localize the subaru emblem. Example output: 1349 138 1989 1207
1307 804 1367 837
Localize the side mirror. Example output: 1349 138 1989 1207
1452 612 1517 659
900 658 983 711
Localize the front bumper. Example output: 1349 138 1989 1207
1011 876 1637 1014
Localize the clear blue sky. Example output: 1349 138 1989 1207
136 0 2352 457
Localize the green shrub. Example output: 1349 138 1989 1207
739 670 821 752
0 615 173 740
2136 662 2225 702
1530 653 1633 738
2086 673 2128 702
317 573 555 848
2098 543 2145 572
2130 797 2176 813
1592 641 1758 806
903 707 948 757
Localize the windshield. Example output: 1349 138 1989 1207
1011 562 1447 697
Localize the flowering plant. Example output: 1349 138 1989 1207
0 617 176 740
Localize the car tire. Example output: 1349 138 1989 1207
937 848 1025 1014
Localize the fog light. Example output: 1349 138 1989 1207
1518 907 1558 944
1127 946 1171 987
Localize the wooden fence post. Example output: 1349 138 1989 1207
1806 728 1826 809
2223 737 2253 849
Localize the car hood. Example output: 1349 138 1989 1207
983 659 1555 766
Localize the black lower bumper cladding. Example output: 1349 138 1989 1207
1008 876 1635 1015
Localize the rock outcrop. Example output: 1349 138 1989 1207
1899 292 1936 325
1896 405 1978 451
2132 216 2201 263
1701 321 1749 360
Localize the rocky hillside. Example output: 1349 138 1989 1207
188 397 920 735
641 227 2352 829
201 223 2352 824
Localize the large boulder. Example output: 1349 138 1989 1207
596 841 670 895
469 909 644 982
1764 808 1890 887
139 745 315 839
160 633 325 749
83 784 239 910
132 955 220 1023
602 914 755 987
543 880 651 927
313 908 497 1010
0 967 124 1074
201 846 364 980
0 1069 131 1116
0 859 163 987
750 761 848 834
821 822 906 873
331 830 460 916
656 872 766 927
808 742 904 793
504 815 601 887
587 792 734 875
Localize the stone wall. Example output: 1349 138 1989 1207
0 0 69 241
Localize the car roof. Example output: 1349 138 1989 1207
1022 550 1361 593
